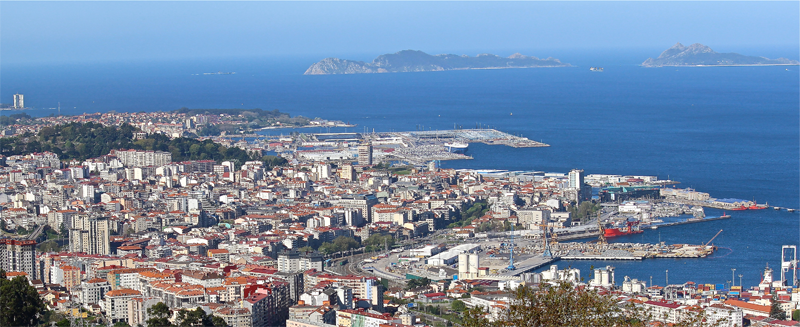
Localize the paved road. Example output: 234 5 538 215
27 225 45 240
324 231 451 287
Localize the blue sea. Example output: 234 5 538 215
1 47 798 288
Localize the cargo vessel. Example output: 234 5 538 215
732 202 769 211
603 221 643 238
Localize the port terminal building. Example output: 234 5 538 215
409 244 445 258
599 186 661 202
426 243 481 266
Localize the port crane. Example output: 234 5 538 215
534 223 554 258
597 220 607 245
549 227 559 247
704 229 723 246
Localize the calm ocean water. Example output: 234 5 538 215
1 49 798 287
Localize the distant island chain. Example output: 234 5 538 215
303 44 798 75
304 50 571 75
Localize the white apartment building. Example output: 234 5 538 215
110 149 172 168
103 289 142 322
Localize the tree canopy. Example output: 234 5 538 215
319 236 360 255
146 302 173 327
405 277 432 290
146 303 228 327
0 269 46 327
449 200 489 228
771 293 787 320
569 201 602 222
0 122 286 170
451 299 467 312
173 108 309 129
461 282 724 327
0 113 35 126
363 234 395 252
175 307 227 327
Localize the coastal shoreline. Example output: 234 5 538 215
256 123 356 131
642 63 798 68
305 65 574 75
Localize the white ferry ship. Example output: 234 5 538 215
444 142 468 153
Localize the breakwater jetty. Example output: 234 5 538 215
255 128 550 165
650 215 731 229
398 129 549 148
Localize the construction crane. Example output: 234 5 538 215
549 227 559 247
535 223 559 246
597 220 607 245
534 223 554 258
705 229 723 246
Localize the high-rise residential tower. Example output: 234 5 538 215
69 216 110 255
0 239 37 279
568 169 584 189
12 93 24 109
357 143 373 166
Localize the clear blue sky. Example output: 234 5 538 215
1 1 798 64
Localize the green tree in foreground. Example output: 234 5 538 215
175 307 227 327
145 303 229 327
146 302 173 327
771 293 787 320
210 316 228 327
451 300 467 312
461 282 724 327
0 270 46 327
405 277 432 290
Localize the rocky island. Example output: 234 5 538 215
304 50 571 75
642 43 799 67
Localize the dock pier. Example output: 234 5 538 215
650 215 731 229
